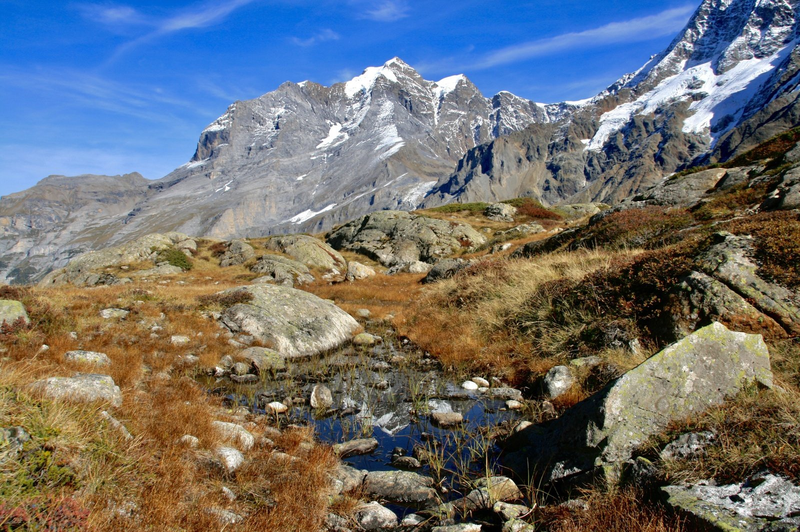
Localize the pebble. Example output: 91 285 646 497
461 380 479 391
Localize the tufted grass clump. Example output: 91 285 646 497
157 247 193 271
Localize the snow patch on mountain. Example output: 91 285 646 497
288 203 337 224
345 63 399 98
434 75 466 99
317 123 348 150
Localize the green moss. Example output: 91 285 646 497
156 247 193 271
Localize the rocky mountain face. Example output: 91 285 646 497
423 0 800 207
0 59 561 284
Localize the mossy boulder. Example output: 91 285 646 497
0 299 29 327
504 322 772 486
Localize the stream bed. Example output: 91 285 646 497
201 324 528 519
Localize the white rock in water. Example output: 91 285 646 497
462 380 479 391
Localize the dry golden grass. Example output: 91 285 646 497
393 249 642 382
305 272 426 320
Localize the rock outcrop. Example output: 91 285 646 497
218 285 359 358
327 211 485 267
503 322 772 485
264 235 346 275
250 254 314 286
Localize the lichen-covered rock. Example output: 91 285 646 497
30 373 123 407
310 384 333 409
663 472 800 531
504 322 773 485
345 261 376 282
64 350 111 367
39 232 189 287
363 470 438 504
0 300 29 327
250 254 314 286
355 501 398 531
219 239 256 267
543 365 574 399
485 203 517 222
422 258 470 284
327 210 486 267
218 284 359 358
264 235 346 274
697 232 800 336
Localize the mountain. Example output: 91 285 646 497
0 59 560 284
423 0 800 207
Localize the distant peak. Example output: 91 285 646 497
384 57 410 68
344 58 416 98
434 74 467 97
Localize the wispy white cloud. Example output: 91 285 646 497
331 68 357 84
358 0 409 22
472 6 695 69
90 0 258 62
292 29 340 47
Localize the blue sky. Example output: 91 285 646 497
0 0 699 197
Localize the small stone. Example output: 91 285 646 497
216 446 245 473
100 410 133 440
266 401 288 414
462 380 479 391
178 434 199 448
64 350 111 367
207 508 243 525
493 501 531 521
392 455 422 470
231 362 250 376
432 524 482 532
401 513 427 526
219 355 234 368
230 374 258 384
660 431 715 460
310 384 334 409
502 519 535 532
171 335 190 346
355 501 398 531
221 487 236 501
472 377 490 387
543 365 574 399
69 332 78 340
333 438 379 458
431 412 464 428
506 400 523 410
356 308 371 318
100 308 129 320
353 333 378 346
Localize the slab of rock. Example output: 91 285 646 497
218 284 360 358
333 438 379 458
100 308 129 320
355 501 398 531
64 350 111 367
543 365 574 399
327 210 486 267
239 347 286 372
264 235 346 274
363 470 438 504
30 374 122 407
212 421 255 451
0 300 29 327
250 254 314 286
219 239 256 267
503 322 773 485
663 472 800 531
697 232 800 336
485 203 517 222
346 261 376 282
423 258 470 284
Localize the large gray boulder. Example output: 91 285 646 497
218 285 359 358
663 472 800 531
39 232 189 287
30 374 123 407
624 168 729 208
327 211 486 267
250 254 314 286
219 239 256 267
264 235 346 274
363 470 438 504
503 322 772 485
697 232 800 336
0 300 29 327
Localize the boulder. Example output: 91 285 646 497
626 168 728 208
100 308 129 320
503 322 773 485
212 421 255 451
333 438 379 458
697 232 800 336
554 203 607 219
355 501 398 531
543 365 574 400
431 412 463 428
0 300 29 327
30 374 123 407
264 235 346 274
327 210 486 267
663 472 800 531
219 240 256 267
239 347 286 372
250 254 314 286
346 261 376 282
762 164 800 211
218 285 359 358
363 470 438 504
422 258 470 284
485 203 517 222
216 446 245 473
387 261 433 275
64 350 111 367
39 232 189 287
